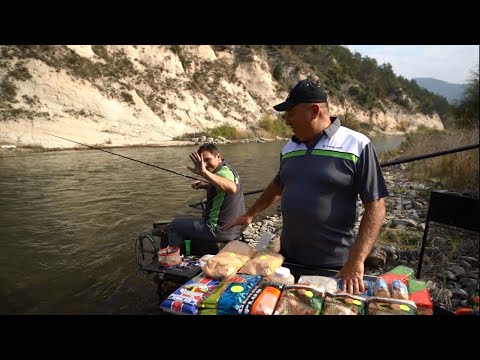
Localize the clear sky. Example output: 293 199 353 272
343 45 479 84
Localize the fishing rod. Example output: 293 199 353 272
39 133 479 205
42 132 205 182
380 143 479 167
189 142 480 208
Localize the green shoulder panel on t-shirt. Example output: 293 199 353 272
216 166 235 181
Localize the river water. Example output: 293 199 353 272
0 134 404 314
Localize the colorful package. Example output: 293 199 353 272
160 275 220 315
217 274 262 315
198 275 247 315
391 279 409 300
202 241 255 280
336 279 373 297
380 273 409 289
239 252 284 277
238 282 284 315
373 278 391 298
408 279 433 315
321 292 366 315
387 265 415 278
367 297 418 315
298 275 337 293
274 285 325 315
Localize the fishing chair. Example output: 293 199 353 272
416 191 479 279
140 220 247 302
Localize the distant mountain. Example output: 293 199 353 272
413 77 466 103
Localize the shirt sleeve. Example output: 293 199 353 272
272 152 283 188
216 166 235 181
354 142 389 202
272 170 282 187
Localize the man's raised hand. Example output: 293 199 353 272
187 152 206 176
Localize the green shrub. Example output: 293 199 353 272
0 79 18 103
91 45 109 60
209 124 241 139
173 124 244 141
257 114 291 137
258 114 276 133
396 119 410 132
8 63 32 81
274 114 291 137
120 91 134 105
341 112 362 132
272 63 283 82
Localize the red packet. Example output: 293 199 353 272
408 279 433 315
409 290 433 315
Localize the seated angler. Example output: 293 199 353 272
164 143 245 255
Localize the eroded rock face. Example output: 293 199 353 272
0 45 443 149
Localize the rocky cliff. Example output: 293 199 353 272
0 45 444 149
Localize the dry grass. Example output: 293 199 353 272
377 228 423 250
382 127 479 194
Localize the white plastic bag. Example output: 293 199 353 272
256 231 273 251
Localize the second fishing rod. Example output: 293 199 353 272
43 132 479 199
189 142 480 208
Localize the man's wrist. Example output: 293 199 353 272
200 170 211 179
345 250 365 266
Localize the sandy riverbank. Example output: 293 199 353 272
0 139 198 156
0 138 292 157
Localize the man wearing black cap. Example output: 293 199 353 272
223 79 389 295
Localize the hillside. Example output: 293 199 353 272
0 45 445 150
413 77 466 103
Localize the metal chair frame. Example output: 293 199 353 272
416 191 479 279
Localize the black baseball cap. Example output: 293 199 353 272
273 79 328 111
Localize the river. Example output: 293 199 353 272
0 134 404 314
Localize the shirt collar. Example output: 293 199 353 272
213 159 226 173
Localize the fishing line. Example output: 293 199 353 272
42 132 205 182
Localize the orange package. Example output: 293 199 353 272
238 282 283 315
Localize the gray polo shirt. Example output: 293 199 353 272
203 160 245 236
273 117 389 268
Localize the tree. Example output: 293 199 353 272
452 65 479 127
273 63 283 82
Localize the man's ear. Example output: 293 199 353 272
311 103 321 118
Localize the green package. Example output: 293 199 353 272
387 265 415 278
408 279 428 294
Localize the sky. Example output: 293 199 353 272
343 45 479 84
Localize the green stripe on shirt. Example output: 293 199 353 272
311 149 359 163
282 150 307 160
208 166 234 229
208 192 225 229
